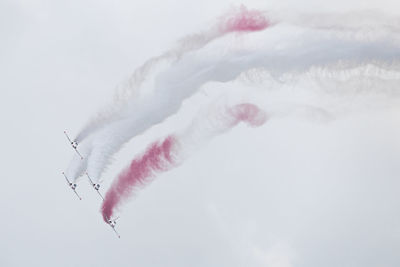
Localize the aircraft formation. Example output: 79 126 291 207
63 130 121 239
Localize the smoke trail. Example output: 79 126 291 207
81 27 400 183
101 103 267 221
219 5 270 33
65 8 400 187
269 10 400 36
65 6 271 182
74 6 270 144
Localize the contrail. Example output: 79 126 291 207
101 103 267 221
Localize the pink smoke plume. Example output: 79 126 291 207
101 136 176 221
219 5 269 33
101 103 267 221
228 103 267 127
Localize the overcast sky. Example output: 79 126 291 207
1 0 400 266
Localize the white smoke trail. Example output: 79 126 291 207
65 11 400 185
74 6 270 144
268 10 400 36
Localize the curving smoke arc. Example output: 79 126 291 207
101 103 267 221
74 6 270 144
64 6 272 183
64 5 400 212
101 136 176 221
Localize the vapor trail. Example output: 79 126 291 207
101 103 267 221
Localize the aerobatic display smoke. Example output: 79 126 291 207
101 103 267 221
74 6 270 144
65 6 272 182
63 5 400 223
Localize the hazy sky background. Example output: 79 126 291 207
1 0 400 266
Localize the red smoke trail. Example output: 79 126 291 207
101 136 177 221
101 103 267 221
219 5 270 33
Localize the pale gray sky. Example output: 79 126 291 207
1 0 400 266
